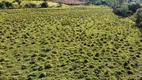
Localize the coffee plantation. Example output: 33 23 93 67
0 7 142 80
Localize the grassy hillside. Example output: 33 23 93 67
0 7 142 80
0 0 62 7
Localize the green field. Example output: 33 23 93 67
0 7 142 80
0 0 63 8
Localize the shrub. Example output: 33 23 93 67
24 3 37 8
101 0 117 7
0 2 6 9
112 4 121 9
0 1 12 9
89 0 117 7
90 0 102 5
113 4 132 17
136 8 142 27
128 3 141 13
58 2 62 7
85 1 92 5
41 2 48 8
112 3 141 17
101 0 107 5
4 1 12 8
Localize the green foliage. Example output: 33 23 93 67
117 0 125 5
58 2 62 7
105 0 117 6
113 2 141 17
0 2 6 9
0 1 13 9
89 0 117 6
128 3 141 13
90 0 102 5
136 8 142 27
41 2 48 8
113 4 132 17
24 3 37 8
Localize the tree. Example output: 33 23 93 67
0 1 12 9
105 0 117 6
136 8 142 27
117 0 125 5
58 2 62 7
88 0 117 6
0 2 6 9
113 4 132 17
41 0 48 8
128 3 141 13
90 0 101 5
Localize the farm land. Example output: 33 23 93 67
0 2 142 80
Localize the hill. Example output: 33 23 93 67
0 7 142 80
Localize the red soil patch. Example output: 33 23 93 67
49 0 86 5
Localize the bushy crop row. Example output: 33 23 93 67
0 8 142 80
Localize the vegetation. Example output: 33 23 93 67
0 7 142 80
58 2 62 7
24 3 37 8
89 0 117 6
136 8 142 27
113 4 132 17
0 1 6 9
0 0 142 80
0 1 12 9
113 3 141 17
128 3 141 13
111 1 141 27
41 1 48 8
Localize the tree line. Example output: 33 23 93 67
84 0 142 27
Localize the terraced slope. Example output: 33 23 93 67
0 7 142 80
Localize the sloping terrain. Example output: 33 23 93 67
0 7 142 80
0 0 86 4
49 0 86 4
